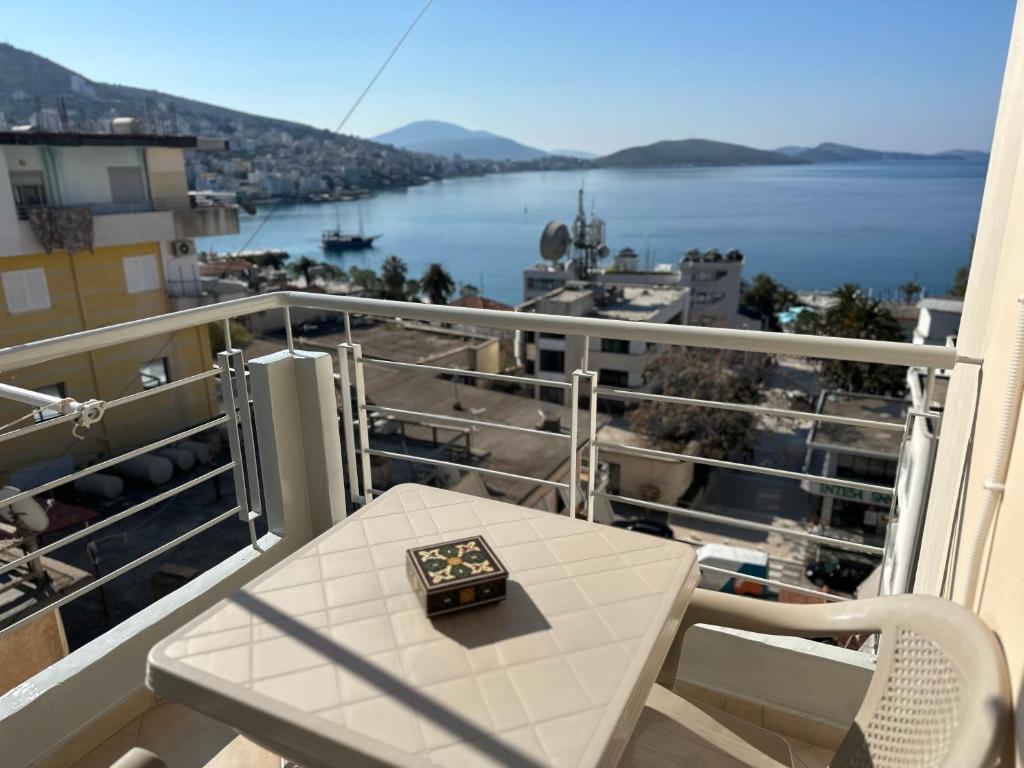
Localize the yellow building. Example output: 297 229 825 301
0 131 239 482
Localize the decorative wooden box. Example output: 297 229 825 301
406 536 508 617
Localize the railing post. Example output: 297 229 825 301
337 343 361 505
229 350 262 546
217 351 252 534
586 370 599 522
569 370 584 516
351 343 374 502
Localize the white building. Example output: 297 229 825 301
678 249 746 325
519 283 689 403
913 297 964 346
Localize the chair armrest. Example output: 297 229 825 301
683 589 886 637
110 748 167 768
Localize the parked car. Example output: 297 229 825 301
805 557 875 594
611 519 674 539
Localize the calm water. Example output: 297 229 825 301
199 161 987 305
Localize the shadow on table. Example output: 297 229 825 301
231 590 547 768
433 580 551 648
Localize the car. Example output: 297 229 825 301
805 557 876 594
611 519 674 539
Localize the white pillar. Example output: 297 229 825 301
249 350 346 541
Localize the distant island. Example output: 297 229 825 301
594 139 804 168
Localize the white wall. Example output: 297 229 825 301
53 146 146 207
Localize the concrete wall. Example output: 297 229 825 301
52 146 146 207
0 243 215 479
144 147 188 203
603 448 694 503
916 6 1024 764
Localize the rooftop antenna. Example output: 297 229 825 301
58 98 69 132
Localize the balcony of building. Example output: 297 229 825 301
0 290 1008 768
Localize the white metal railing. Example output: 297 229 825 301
0 291 958 626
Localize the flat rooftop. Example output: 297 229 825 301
281 320 493 365
812 391 906 455
917 297 965 314
594 286 686 321
0 131 227 149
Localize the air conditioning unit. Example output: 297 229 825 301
171 239 196 258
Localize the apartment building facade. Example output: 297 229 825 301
0 131 238 482
518 283 689 403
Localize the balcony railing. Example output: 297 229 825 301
0 291 955 634
15 193 237 221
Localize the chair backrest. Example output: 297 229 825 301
830 595 1009 768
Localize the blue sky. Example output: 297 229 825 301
3 1 1015 154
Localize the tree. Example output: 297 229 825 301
741 273 796 331
348 266 380 294
899 280 922 304
629 343 769 461
287 256 321 287
379 255 410 301
801 283 906 394
949 234 973 297
460 283 480 298
421 263 455 305
208 320 252 353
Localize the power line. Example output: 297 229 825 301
231 0 435 257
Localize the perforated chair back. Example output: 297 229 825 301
826 595 1007 768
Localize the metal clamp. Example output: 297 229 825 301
72 399 106 439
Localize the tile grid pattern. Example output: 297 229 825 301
158 485 696 768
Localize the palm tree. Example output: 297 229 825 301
421 263 455 305
899 280 922 304
378 255 409 301
287 256 320 287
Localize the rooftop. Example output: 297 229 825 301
811 391 906 455
917 297 965 314
0 131 228 150
593 285 687 321
806 391 905 456
449 295 515 312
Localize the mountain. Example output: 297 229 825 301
774 145 811 156
0 43 436 181
793 142 989 163
551 148 597 160
373 120 548 161
595 139 803 168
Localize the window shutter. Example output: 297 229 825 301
2 269 51 313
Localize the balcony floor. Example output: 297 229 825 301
64 695 835 768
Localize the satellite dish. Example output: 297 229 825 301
540 221 571 261
0 486 50 533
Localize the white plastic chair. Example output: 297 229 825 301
623 590 1010 768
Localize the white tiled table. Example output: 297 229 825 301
148 485 699 768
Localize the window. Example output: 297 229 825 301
2 268 51 314
523 331 535 344
33 383 66 423
598 369 630 387
124 254 161 293
140 358 170 390
539 349 565 372
539 332 563 340
524 360 535 375
108 167 147 205
10 171 47 219
601 338 630 354
539 386 564 405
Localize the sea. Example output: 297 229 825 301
198 160 987 306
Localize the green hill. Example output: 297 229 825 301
595 139 804 168
0 43 413 159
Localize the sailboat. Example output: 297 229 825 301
321 206 380 252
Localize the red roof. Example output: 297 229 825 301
450 295 514 311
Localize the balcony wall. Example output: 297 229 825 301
172 206 240 239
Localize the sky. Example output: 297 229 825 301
2 1 1016 155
